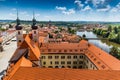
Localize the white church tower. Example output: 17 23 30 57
15 11 23 47
31 11 39 43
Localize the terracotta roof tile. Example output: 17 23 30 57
4 68 120 80
3 57 32 80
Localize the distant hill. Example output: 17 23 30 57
0 20 120 25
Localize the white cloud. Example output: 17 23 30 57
9 13 16 17
62 9 75 15
97 5 111 12
36 13 40 17
56 6 75 15
82 5 92 11
110 2 120 12
20 11 27 15
56 6 66 11
74 0 84 10
11 8 16 11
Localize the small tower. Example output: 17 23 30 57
31 11 39 43
15 11 23 47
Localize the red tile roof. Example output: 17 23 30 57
3 68 120 80
20 35 40 61
3 57 32 80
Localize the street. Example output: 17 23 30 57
0 40 17 78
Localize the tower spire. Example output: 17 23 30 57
32 11 36 26
16 10 20 26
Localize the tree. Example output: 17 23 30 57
110 46 120 59
108 25 112 32
115 32 120 44
114 27 118 34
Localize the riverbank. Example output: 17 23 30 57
97 35 120 48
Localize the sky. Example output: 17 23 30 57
0 0 120 21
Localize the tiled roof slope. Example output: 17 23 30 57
5 68 120 80
20 35 40 61
87 44 120 70
3 57 32 80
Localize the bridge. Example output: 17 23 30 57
86 38 108 40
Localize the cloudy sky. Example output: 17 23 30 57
0 0 120 21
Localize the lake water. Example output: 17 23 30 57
77 31 112 53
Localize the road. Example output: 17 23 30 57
0 40 17 78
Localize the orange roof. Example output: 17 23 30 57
20 35 40 61
87 44 120 70
40 40 120 70
3 56 32 80
3 68 120 80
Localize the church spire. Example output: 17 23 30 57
32 11 36 26
32 11 38 29
16 10 22 30
16 10 20 26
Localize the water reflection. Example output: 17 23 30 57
77 31 112 53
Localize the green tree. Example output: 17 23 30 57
114 27 118 34
110 46 120 59
116 32 120 44
108 25 112 32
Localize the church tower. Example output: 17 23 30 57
31 11 39 43
15 11 23 47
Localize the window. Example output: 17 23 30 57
55 56 59 59
79 56 83 58
67 56 71 59
69 50 72 52
64 50 67 52
73 56 77 59
78 66 82 69
67 66 71 68
61 56 65 59
50 61 52 64
34 31 36 34
67 61 71 64
41 56 45 59
48 49 51 52
55 66 58 68
79 61 83 64
59 50 61 52
18 31 20 35
62 66 65 68
61 61 65 64
73 66 77 68
90 64 92 67
19 40 21 42
48 56 52 59
48 66 53 68
75 49 77 52
101 65 106 69
43 62 46 65
73 61 77 64
55 61 59 64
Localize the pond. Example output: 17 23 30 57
77 31 113 53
